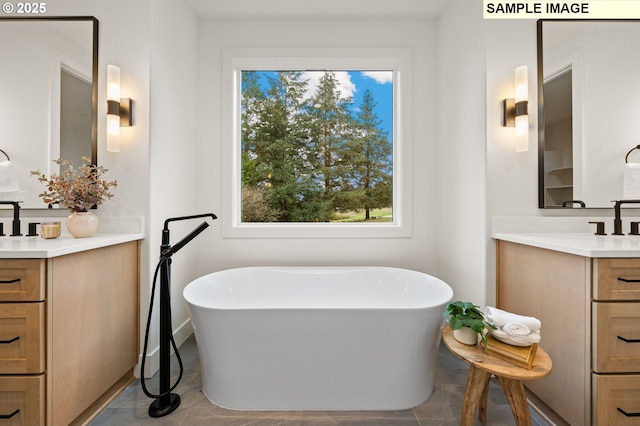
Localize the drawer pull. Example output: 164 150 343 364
618 408 640 417
617 277 640 283
0 278 20 285
0 336 19 344
617 335 640 343
0 409 19 419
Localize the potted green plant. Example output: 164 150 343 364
443 301 496 351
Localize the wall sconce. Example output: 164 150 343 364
502 65 529 152
106 65 133 153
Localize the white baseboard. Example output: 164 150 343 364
134 318 193 378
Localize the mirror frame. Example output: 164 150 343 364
0 16 98 208
537 19 545 208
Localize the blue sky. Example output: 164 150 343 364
248 70 393 139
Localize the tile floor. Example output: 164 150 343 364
91 336 551 425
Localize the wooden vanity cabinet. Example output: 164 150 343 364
497 241 640 426
0 241 139 425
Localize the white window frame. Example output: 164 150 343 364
222 47 412 238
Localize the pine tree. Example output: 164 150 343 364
241 71 266 188
240 70 393 223
307 72 356 217
352 88 392 220
255 71 311 221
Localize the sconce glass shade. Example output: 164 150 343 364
501 65 529 152
107 65 121 101
515 115 528 152
515 115 528 136
515 65 528 103
106 114 120 152
106 65 121 152
514 65 528 152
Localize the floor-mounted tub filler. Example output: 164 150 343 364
183 266 453 411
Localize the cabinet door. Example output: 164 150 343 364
594 258 640 301
0 303 44 374
593 374 640 426
49 242 138 426
497 241 591 426
593 302 640 373
0 260 44 302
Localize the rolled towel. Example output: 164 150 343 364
502 322 531 336
490 327 541 346
484 306 541 331
503 323 541 344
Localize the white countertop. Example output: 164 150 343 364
0 233 144 258
493 232 640 258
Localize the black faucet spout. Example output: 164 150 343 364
613 200 640 235
0 201 21 236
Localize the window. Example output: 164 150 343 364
222 48 412 238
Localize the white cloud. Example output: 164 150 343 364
302 71 356 100
362 71 393 84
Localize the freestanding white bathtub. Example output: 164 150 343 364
183 266 453 411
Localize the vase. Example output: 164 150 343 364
66 211 99 238
453 327 479 345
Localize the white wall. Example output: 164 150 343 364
485 19 540 304
485 20 539 219
146 0 201 375
435 0 488 305
195 18 439 277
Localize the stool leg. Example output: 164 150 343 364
495 376 532 426
461 365 491 426
479 377 490 423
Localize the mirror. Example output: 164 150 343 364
538 20 640 208
0 17 97 209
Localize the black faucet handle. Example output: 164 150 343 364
27 223 40 237
631 222 640 236
589 221 607 235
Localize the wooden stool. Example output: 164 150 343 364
441 326 552 426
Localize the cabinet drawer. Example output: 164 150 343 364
0 303 44 374
593 302 640 372
0 375 44 426
594 258 640 301
0 259 44 302
593 374 640 426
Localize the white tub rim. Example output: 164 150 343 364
184 265 453 311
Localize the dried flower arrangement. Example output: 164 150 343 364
31 157 117 212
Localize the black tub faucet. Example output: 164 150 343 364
0 201 21 236
612 200 640 235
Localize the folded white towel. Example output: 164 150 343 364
484 307 541 332
491 328 541 346
623 162 640 199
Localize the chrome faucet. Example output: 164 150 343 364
612 200 640 235
0 201 21 236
